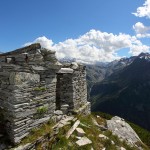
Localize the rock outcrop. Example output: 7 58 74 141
107 116 142 147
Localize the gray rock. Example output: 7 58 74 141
76 136 92 146
11 143 31 150
52 116 74 129
66 120 80 139
71 62 78 70
61 104 69 108
61 104 69 114
107 116 142 147
58 68 73 74
32 66 46 71
56 115 63 122
76 128 85 137
120 147 126 150
116 146 127 150
99 134 109 140
9 72 40 85
13 132 29 143
54 110 63 115
92 118 107 131
111 140 115 145
30 117 50 127
76 136 82 140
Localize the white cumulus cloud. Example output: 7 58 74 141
129 45 150 56
132 0 150 18
24 30 150 63
24 36 54 50
133 22 150 38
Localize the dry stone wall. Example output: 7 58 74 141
0 44 61 143
56 63 89 114
0 43 90 144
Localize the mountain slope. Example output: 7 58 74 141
90 53 150 131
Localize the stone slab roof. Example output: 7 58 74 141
58 68 74 74
0 43 41 56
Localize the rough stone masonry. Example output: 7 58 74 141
0 43 90 144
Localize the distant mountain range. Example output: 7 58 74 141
87 52 150 131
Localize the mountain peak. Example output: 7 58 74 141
137 52 150 60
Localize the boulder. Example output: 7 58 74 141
107 116 142 147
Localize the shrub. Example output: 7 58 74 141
37 106 48 114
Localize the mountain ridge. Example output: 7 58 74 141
89 52 150 132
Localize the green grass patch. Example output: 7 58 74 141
92 112 112 120
34 87 47 91
127 121 150 148
17 113 150 150
92 112 150 149
37 106 48 114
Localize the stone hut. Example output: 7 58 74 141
56 63 89 114
0 43 90 144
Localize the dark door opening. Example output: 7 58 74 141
56 74 63 110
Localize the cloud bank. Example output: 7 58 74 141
24 30 150 63
133 0 150 18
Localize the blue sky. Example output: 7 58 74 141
0 0 150 63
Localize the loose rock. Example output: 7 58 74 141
76 136 92 146
76 128 85 137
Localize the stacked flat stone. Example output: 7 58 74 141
0 44 61 143
56 62 90 114
0 43 90 144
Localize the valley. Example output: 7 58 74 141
87 53 150 131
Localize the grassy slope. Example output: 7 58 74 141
18 113 149 150
92 112 150 148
